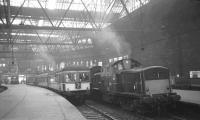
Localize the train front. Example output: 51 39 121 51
120 65 181 112
142 66 181 105
57 68 90 104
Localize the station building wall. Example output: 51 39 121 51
109 0 200 78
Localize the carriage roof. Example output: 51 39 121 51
56 67 90 74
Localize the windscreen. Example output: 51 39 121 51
145 68 169 80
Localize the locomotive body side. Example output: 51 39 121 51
36 73 49 87
26 75 37 85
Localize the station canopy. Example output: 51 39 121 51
0 0 149 60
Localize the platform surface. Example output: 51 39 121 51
0 84 86 120
173 89 200 105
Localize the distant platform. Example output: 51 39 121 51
173 89 200 105
0 84 86 120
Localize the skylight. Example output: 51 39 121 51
47 0 57 10
2 0 150 15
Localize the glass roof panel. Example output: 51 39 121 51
0 0 150 54
4 0 149 14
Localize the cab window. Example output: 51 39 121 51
158 69 169 79
79 72 89 81
145 68 169 80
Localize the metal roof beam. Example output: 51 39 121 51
0 24 100 31
0 42 74 45
45 0 74 44
0 35 56 40
0 6 119 22
10 0 26 25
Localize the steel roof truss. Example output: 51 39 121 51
44 0 74 44
101 0 116 27
37 0 55 28
81 0 99 31
10 0 26 25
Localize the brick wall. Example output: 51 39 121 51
108 0 200 78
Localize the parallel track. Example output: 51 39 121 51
78 104 119 120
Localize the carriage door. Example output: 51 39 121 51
62 84 66 91
75 73 81 89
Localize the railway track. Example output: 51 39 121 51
77 100 155 120
78 104 119 120
78 104 188 120
165 101 200 120
32 85 198 120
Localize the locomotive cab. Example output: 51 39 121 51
110 59 142 93
143 66 171 96
120 70 144 93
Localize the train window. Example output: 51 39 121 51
79 73 83 81
158 69 169 79
65 73 74 82
190 71 200 78
79 73 89 81
74 73 77 81
65 74 70 82
145 69 158 80
145 68 169 80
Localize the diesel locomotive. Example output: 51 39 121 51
90 58 181 113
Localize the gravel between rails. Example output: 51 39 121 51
83 100 153 120
82 100 200 120
77 104 117 120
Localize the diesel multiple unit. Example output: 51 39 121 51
27 67 90 104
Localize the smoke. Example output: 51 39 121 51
38 46 56 68
95 28 131 57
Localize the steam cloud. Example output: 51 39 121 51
38 46 56 69
95 28 131 57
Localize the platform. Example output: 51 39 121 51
173 89 200 105
0 84 86 120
